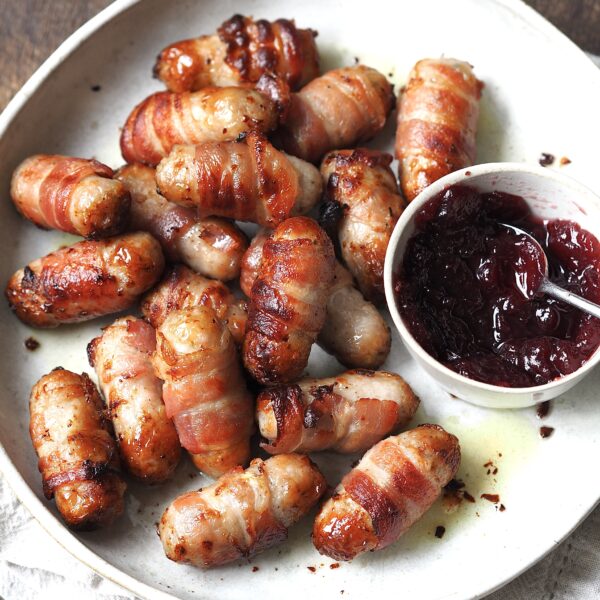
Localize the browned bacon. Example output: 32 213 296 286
154 14 319 93
6 232 164 328
243 217 335 384
11 155 130 238
395 58 482 202
159 454 326 567
278 66 394 163
29 369 126 530
156 132 322 227
88 316 180 483
257 370 419 454
152 306 254 477
313 424 460 560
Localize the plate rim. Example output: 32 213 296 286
0 1 598 599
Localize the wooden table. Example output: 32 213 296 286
1 0 599 110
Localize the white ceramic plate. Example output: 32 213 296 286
1 1 600 599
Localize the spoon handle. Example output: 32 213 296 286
540 280 600 319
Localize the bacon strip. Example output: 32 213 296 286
156 132 322 228
120 86 278 166
320 148 405 303
11 155 130 238
243 217 335 384
88 316 181 483
257 370 419 454
116 163 247 280
152 306 254 477
395 58 483 202
278 65 394 163
6 232 164 328
241 234 390 369
154 14 319 93
159 454 326 567
313 424 460 560
29 369 126 530
141 264 247 345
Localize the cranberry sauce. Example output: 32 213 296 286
394 185 600 387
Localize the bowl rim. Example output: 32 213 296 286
383 161 600 396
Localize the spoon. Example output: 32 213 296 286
500 223 600 319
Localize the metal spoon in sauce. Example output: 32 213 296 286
500 223 600 319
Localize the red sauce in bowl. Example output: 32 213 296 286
394 184 600 387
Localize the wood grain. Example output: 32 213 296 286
0 0 598 112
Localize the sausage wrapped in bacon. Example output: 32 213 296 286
152 306 254 477
11 155 130 238
241 234 390 369
278 65 394 163
257 370 419 454
6 232 165 328
116 164 247 280
159 453 326 567
320 148 405 303
141 265 247 344
120 86 279 167
313 424 460 560
243 217 335 384
154 14 319 93
88 316 181 483
395 58 482 202
156 132 322 228
29 369 126 530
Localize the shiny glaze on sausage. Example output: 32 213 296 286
257 370 419 454
395 58 482 202
156 132 322 228
6 232 165 328
313 424 460 560
243 217 335 384
116 163 247 281
154 14 319 93
159 454 326 567
152 306 254 477
29 369 126 530
320 148 405 303
11 155 130 239
88 316 180 483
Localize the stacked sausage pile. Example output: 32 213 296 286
10 14 482 567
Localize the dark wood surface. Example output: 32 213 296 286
0 0 599 111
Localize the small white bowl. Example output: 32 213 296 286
384 162 600 409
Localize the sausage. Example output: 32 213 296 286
239 228 272 297
87 316 181 483
29 369 126 530
141 265 247 345
241 233 390 369
152 306 254 477
243 217 335 384
154 14 319 93
6 232 165 328
257 370 419 454
320 148 405 303
11 155 130 238
278 65 394 163
395 58 482 202
159 453 326 567
318 262 391 368
115 164 248 281
156 132 322 228
120 86 279 167
313 424 460 560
